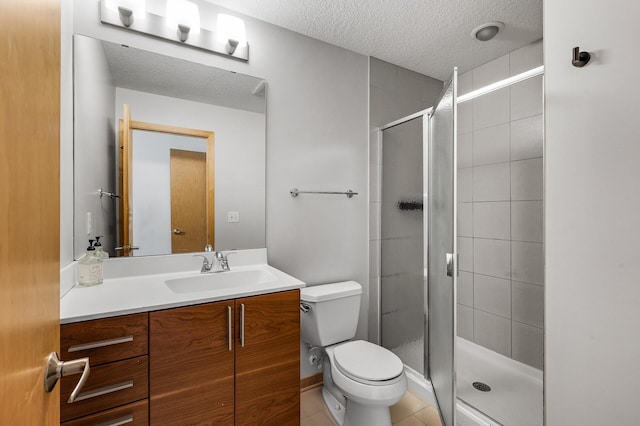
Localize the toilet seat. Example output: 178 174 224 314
333 340 404 386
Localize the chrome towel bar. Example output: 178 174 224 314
290 188 358 199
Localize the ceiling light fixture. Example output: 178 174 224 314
471 22 504 42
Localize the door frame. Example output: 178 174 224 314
119 116 215 254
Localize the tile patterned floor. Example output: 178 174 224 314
301 387 442 426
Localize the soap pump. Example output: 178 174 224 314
78 239 103 287
94 236 109 259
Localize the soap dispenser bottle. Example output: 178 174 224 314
94 236 109 259
78 239 103 286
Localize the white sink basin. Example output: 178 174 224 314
165 268 278 294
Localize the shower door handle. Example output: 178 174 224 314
446 253 458 278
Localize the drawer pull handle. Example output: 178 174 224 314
68 335 134 352
240 303 245 347
227 306 232 352
74 379 134 402
96 414 134 426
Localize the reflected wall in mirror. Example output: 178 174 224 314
73 34 266 259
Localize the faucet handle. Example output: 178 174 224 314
218 251 237 261
204 244 213 252
193 254 213 272
216 251 237 271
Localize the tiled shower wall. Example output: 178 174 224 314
369 58 443 370
456 40 544 369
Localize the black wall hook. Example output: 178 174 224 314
572 46 591 67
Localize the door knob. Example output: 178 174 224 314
44 352 90 403
173 228 186 235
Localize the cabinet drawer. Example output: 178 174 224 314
61 356 149 422
61 313 148 366
61 399 148 426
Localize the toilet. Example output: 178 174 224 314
300 281 407 426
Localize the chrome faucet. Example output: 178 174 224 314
194 251 236 273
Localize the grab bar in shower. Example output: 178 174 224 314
290 188 358 199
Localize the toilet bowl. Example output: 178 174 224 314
323 340 407 425
300 281 407 426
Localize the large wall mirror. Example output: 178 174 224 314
73 34 266 259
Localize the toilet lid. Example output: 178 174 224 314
333 340 404 383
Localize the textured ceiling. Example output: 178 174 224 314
101 40 266 113
205 0 542 80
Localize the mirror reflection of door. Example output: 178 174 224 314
170 149 207 253
119 104 215 256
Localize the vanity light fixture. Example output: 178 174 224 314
166 0 201 42
104 0 146 27
217 14 247 55
99 0 249 61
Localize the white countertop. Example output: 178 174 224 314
60 249 305 324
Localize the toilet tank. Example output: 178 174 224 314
300 281 362 347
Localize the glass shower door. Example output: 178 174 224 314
379 117 425 374
427 70 457 426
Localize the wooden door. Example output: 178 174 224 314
235 290 301 425
149 301 234 425
170 149 207 253
0 0 61 424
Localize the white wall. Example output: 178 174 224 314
117 88 266 252
73 34 116 259
544 1 640 424
60 0 74 264
65 0 369 377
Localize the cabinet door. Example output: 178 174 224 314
235 290 300 425
150 301 234 425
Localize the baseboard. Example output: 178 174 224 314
300 373 323 392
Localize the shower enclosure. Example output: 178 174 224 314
379 71 458 425
376 65 544 426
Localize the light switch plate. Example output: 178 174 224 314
228 211 240 223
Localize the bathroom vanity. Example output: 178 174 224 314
59 250 304 425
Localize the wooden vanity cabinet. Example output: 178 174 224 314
60 289 300 425
149 289 300 425
59 313 149 425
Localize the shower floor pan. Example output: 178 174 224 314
457 337 543 426
400 337 543 426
